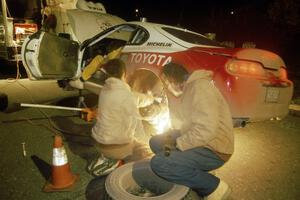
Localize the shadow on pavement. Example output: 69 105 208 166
55 93 98 109
85 176 108 200
31 155 51 181
50 116 98 163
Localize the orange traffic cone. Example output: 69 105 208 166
44 134 79 192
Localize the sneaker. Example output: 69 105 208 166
87 156 100 173
209 170 217 176
204 180 231 200
88 155 123 176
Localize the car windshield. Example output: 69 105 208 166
162 27 221 47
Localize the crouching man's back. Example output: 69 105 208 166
149 62 234 200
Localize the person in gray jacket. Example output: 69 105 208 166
149 62 234 200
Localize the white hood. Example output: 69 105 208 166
66 9 125 42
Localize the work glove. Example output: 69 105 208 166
81 108 97 122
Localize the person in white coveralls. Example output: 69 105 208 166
88 59 154 176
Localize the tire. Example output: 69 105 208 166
105 159 190 200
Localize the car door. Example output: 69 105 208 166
76 23 149 93
77 24 147 68
22 24 147 81
22 31 80 80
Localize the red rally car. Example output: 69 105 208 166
22 21 294 126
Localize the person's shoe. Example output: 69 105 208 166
88 155 123 176
204 180 231 200
209 170 217 176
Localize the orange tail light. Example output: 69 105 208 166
278 67 288 80
226 59 265 77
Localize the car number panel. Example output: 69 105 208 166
265 87 280 103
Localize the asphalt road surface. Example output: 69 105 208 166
0 107 299 200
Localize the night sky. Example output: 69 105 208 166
97 0 300 68
103 0 298 52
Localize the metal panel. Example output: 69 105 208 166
37 32 79 79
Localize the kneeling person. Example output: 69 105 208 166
89 59 152 176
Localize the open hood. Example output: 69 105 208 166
66 9 125 43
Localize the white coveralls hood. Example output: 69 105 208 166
92 77 145 144
175 70 234 156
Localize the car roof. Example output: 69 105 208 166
125 21 222 48
127 21 208 39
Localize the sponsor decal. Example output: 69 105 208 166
130 53 172 66
147 42 172 47
87 6 104 12
97 20 112 31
